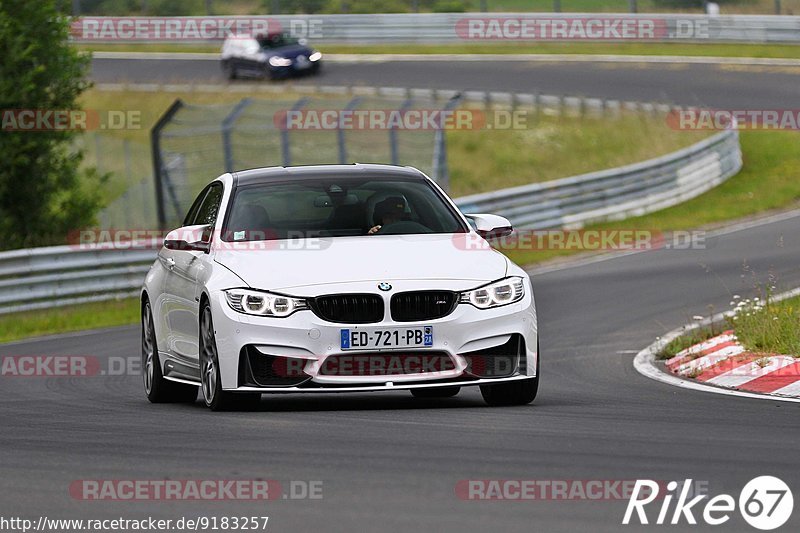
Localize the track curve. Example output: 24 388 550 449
1 56 799 533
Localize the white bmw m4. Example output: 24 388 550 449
141 164 538 410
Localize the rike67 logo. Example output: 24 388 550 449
623 477 793 530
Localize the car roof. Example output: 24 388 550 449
231 164 428 187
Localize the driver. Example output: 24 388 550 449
368 196 407 235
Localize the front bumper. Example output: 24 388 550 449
269 59 320 76
209 280 538 392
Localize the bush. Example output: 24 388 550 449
0 0 106 249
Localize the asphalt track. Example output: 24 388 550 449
90 56 800 108
1 57 799 532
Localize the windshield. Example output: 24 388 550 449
223 177 467 241
257 33 300 49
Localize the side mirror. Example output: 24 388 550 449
465 214 514 239
163 224 212 253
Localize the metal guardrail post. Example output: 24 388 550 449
281 97 309 166
222 98 253 174
338 96 362 164
432 93 462 192
150 99 184 229
390 98 414 166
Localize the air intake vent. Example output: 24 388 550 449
309 294 384 324
390 291 457 322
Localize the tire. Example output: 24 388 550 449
480 342 539 406
142 299 198 404
411 386 461 399
200 304 261 411
222 60 237 80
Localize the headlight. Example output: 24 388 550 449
309 51 322 62
460 277 525 309
224 288 307 317
269 56 292 67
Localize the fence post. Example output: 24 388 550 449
338 96 362 164
390 98 414 166
281 97 309 166
222 98 253 173
150 99 184 229
432 93 462 191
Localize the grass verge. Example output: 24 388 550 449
78 41 800 60
503 130 800 266
656 326 717 361
730 295 800 356
0 298 140 344
448 112 707 196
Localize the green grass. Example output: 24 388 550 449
77 41 800 59
729 295 800 356
656 326 717 360
447 112 707 196
504 130 800 265
0 298 140 343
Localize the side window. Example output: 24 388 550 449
193 184 224 227
183 186 211 227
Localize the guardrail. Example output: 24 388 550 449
0 95 742 315
72 14 800 44
0 243 157 315
454 129 741 229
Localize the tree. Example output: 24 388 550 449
0 0 105 249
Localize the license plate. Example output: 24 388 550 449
295 57 310 69
340 326 433 350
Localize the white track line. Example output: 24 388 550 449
633 288 800 404
90 51 800 67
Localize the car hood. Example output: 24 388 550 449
213 233 508 291
267 44 314 59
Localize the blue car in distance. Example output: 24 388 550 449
221 32 322 80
